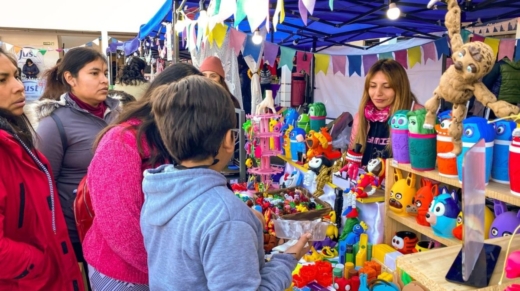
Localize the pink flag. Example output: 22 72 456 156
229 28 247 56
362 54 378 75
394 50 408 69
422 42 436 63
296 51 312 73
332 55 346 75
498 39 515 61
472 34 485 42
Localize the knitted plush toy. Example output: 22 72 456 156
423 0 519 157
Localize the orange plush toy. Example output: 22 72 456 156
305 128 342 161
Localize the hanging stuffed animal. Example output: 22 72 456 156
423 0 519 157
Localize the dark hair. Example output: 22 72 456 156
39 47 106 101
25 58 33 65
94 63 203 166
0 48 36 148
152 75 236 163
56 58 62 65
117 57 147 86
215 77 241 109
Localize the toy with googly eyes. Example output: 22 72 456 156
406 179 437 226
389 169 417 216
392 231 418 254
422 0 519 157
389 110 411 164
435 110 458 178
456 117 495 184
491 120 516 184
489 200 520 239
425 190 460 238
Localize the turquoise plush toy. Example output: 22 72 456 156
359 273 400 291
425 189 460 238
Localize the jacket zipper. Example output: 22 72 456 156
18 183 25 228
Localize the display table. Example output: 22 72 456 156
396 236 520 291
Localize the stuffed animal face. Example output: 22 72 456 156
289 128 306 142
297 114 310 130
489 200 520 238
462 117 496 143
390 110 409 130
389 169 417 215
435 118 451 136
426 192 459 237
308 156 332 174
284 108 299 127
407 108 435 134
494 120 516 142
392 231 418 254
451 42 495 82
367 158 384 177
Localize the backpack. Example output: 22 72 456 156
51 114 94 243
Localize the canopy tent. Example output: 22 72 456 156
137 0 520 50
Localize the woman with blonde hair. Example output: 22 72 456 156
350 59 422 166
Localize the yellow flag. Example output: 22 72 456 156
213 23 228 48
14 46 21 55
407 46 422 69
280 0 285 23
314 54 330 75
484 38 500 59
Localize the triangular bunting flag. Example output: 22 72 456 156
314 54 330 75
347 55 361 77
273 0 285 31
302 0 316 15
298 0 308 25
296 51 311 73
408 46 422 68
362 54 378 75
14 46 21 54
213 23 228 48
244 0 268 32
422 42 436 63
235 0 247 28
484 37 500 59
378 52 393 60
498 39 515 61
22 48 31 54
472 34 485 42
56 48 63 53
279 46 296 71
39 49 47 56
93 38 100 46
229 28 246 56
331 55 346 75
515 40 520 62
394 50 408 69
64 48 70 53
216 0 236 23
32 49 39 56
263 42 279 66
329 0 334 10
5 43 13 52
242 35 262 60
434 38 450 59
461 29 471 43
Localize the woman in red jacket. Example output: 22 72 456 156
0 48 84 290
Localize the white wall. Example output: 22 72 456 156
0 31 60 74
0 0 167 33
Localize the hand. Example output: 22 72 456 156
284 233 312 260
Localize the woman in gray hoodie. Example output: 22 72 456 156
29 48 120 274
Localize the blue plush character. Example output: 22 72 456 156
425 191 460 238
492 120 516 184
280 108 299 154
345 222 367 245
456 117 495 183
289 127 307 162
437 110 452 123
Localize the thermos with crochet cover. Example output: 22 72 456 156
509 128 520 196
389 110 410 164
407 109 437 171
436 110 458 178
457 117 495 184
491 120 516 184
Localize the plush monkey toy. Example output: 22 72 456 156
423 0 519 157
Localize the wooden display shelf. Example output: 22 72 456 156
387 212 461 247
396 236 520 291
278 155 385 204
388 159 520 207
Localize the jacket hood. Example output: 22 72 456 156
0 115 16 136
504 58 520 70
142 165 229 226
26 93 121 126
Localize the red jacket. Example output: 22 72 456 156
0 118 84 291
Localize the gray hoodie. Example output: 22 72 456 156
30 93 120 243
141 165 297 291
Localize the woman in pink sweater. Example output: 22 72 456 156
83 63 203 290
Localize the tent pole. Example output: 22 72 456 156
172 0 179 63
308 37 317 104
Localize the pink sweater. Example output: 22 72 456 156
83 120 152 284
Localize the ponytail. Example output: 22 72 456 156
39 65 66 101
117 57 147 86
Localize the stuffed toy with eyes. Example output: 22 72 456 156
423 0 519 157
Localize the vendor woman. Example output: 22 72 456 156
350 59 422 166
